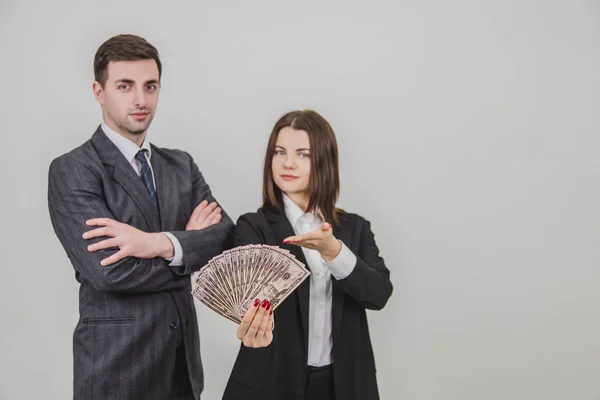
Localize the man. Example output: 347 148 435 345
48 34 234 399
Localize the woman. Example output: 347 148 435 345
224 110 393 400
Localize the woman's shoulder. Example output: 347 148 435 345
237 206 279 225
236 210 262 224
336 208 368 229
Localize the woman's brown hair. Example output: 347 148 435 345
262 110 342 226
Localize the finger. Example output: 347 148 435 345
201 207 221 229
283 235 302 244
285 237 312 246
284 230 323 244
200 211 221 229
193 203 217 228
87 238 120 252
245 300 268 341
237 298 260 339
100 249 127 266
82 227 115 240
241 298 260 326
290 243 320 252
191 200 208 221
262 328 274 347
286 235 321 246
197 202 218 222
242 302 265 347
266 311 274 335
321 222 332 232
86 218 118 227
186 201 208 229
291 242 317 250
262 311 274 345
209 213 222 226
256 303 272 337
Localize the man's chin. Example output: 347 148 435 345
125 122 151 136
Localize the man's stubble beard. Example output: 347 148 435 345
120 113 154 136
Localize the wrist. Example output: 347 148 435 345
321 238 342 262
154 233 175 259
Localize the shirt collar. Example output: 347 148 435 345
282 193 321 227
101 123 152 163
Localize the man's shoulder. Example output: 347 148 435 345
49 139 98 173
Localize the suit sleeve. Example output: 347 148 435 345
168 153 235 275
48 156 186 293
333 219 393 310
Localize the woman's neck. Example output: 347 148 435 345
284 191 310 212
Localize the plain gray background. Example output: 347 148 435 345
1 0 599 399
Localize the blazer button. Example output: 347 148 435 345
169 322 178 330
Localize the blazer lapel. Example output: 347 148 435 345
91 126 160 232
331 216 351 341
264 206 311 350
150 147 180 231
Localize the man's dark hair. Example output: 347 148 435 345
93 34 162 86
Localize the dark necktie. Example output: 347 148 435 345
135 149 159 212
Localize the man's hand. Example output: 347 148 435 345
186 200 222 231
83 218 174 266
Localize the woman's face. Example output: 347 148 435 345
271 127 311 199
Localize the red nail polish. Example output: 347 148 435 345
269 310 273 316
261 299 268 308
254 298 260 307
266 301 271 311
283 239 290 244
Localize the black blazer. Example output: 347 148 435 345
48 127 234 400
222 206 393 400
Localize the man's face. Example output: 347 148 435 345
93 59 160 137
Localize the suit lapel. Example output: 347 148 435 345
331 215 351 341
264 207 311 349
91 126 160 232
264 207 354 353
150 147 179 231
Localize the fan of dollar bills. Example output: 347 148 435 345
192 245 311 324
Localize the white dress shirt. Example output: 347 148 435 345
282 194 357 367
101 123 183 266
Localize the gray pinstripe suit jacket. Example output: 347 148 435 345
48 126 234 400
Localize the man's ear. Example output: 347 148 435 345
92 81 104 105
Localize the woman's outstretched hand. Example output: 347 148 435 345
283 223 342 262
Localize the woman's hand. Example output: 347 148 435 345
236 298 274 348
283 223 342 262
